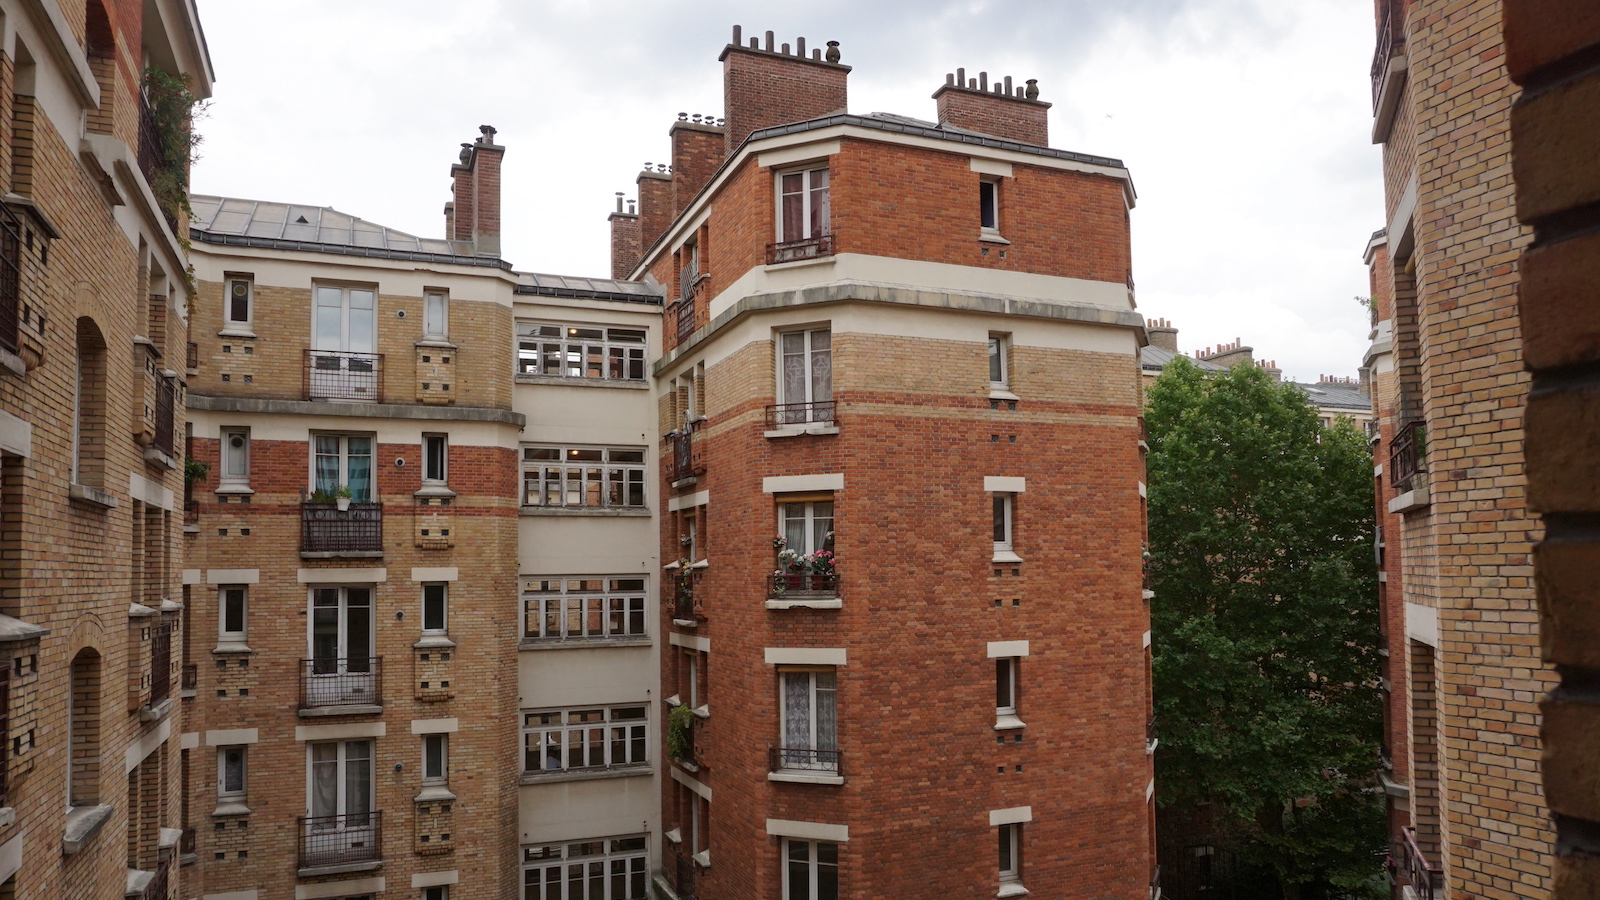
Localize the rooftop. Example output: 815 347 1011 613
747 111 1127 171
1291 380 1370 411
1140 345 1225 373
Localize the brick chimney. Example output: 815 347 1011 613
447 125 505 256
1256 359 1283 382
1145 317 1178 352
671 113 725 217
636 165 673 261
1195 339 1254 369
609 193 641 281
933 70 1051 146
721 25 850 157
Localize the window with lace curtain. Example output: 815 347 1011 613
777 668 837 773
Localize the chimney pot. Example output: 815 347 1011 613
812 49 821 60
1025 78 1039 100
732 24 742 44
1004 75 1013 94
956 67 966 84
825 40 840 63
628 200 636 214
782 42 790 54
946 73 955 85
615 192 624 213
765 30 774 51
749 37 758 48
797 36 806 55
979 71 989 90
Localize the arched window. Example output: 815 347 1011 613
68 648 102 807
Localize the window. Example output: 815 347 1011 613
993 494 1014 552
423 292 448 339
219 586 247 642
310 587 374 671
308 740 373 822
422 889 448 900
784 840 839 900
521 705 648 774
780 500 834 558
776 329 832 421
522 836 648 900
999 824 1022 887
312 434 374 500
996 658 1019 717
218 745 246 799
220 428 250 486
778 669 838 771
522 578 647 642
225 278 252 329
312 285 376 354
516 322 647 381
423 434 448 484
421 583 448 635
421 734 448 784
522 446 646 509
683 650 700 709
980 179 1000 233
778 167 830 243
988 335 1009 387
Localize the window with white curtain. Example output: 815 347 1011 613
778 668 838 773
776 329 833 422
307 740 373 822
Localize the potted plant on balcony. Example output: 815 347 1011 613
335 484 354 511
667 703 696 761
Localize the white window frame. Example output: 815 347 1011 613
224 277 253 331
782 839 840 900
999 823 1022 887
684 650 700 709
521 577 648 642
423 291 449 340
776 166 831 243
421 733 449 785
311 283 377 353
521 835 649 900
422 433 448 485
306 739 373 819
520 705 649 774
220 427 251 488
219 585 247 643
779 500 835 557
993 493 1014 553
988 334 1009 388
996 657 1019 717
777 668 838 772
980 177 1001 235
521 445 647 509
515 322 648 381
310 433 375 500
776 328 833 413
421 582 448 635
308 586 375 666
218 745 247 800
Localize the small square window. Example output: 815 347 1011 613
423 434 448 483
422 583 448 634
219 586 247 642
424 292 449 339
218 745 246 799
422 734 449 784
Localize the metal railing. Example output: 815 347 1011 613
301 501 384 554
766 571 839 599
767 233 834 265
1389 419 1426 490
300 657 382 709
297 811 382 870
1147 715 1158 748
769 746 843 775
678 258 699 301
674 571 699 621
675 299 696 345
181 663 197 691
149 623 172 705
1150 863 1162 900
139 857 170 900
0 203 23 354
1401 827 1442 900
1371 4 1405 110
0 664 9 807
304 349 384 402
180 827 196 855
765 400 836 428
669 429 704 483
673 848 697 900
153 377 176 457
186 341 198 370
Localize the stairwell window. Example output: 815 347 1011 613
422 434 448 485
521 705 648 774
996 658 1019 717
421 583 448 635
989 334 1009 388
980 178 1002 235
219 586 247 645
218 745 247 802
421 733 448 785
522 445 646 509
993 494 1014 553
515 322 647 381
523 837 648 900
423 292 448 340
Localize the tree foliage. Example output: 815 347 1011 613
1147 358 1385 899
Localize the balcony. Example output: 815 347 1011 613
180 826 196 856
1150 864 1162 900
1146 715 1158 753
769 746 843 776
1389 419 1425 490
149 624 172 706
671 846 697 900
1400 827 1442 900
765 400 836 429
299 657 382 712
152 377 176 459
678 258 700 302
297 811 382 872
304 349 384 403
669 429 704 485
301 501 384 556
767 233 834 265
0 664 9 808
673 570 700 623
674 299 696 346
0 203 21 355
1370 6 1403 111
136 856 171 900
767 571 839 602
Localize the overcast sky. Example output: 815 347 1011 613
189 0 1380 382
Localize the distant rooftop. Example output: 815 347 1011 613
515 272 661 304
1291 380 1370 411
1141 345 1225 373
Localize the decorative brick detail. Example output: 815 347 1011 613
413 647 454 702
415 799 454 855
414 345 456 404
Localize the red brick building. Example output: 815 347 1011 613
629 26 1156 900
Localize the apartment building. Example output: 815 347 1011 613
623 27 1155 900
0 0 211 897
1363 0 1556 897
178 127 665 900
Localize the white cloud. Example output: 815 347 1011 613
190 0 1381 380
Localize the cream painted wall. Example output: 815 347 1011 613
188 409 519 448
518 645 657 709
514 385 658 448
519 776 658 845
517 516 658 576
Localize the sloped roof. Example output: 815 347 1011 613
188 194 503 268
1141 345 1225 373
515 271 661 304
1292 381 1371 412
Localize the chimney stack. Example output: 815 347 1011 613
932 71 1050 146
1145 317 1179 352
609 191 641 280
636 163 673 260
721 24 850 158
671 112 725 217
1195 339 1255 369
1256 359 1283 382
447 125 505 256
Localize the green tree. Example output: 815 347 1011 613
1147 357 1385 900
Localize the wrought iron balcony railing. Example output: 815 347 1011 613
767 233 834 265
301 501 383 554
675 299 696 345
674 570 700 622
678 258 699 301
1147 715 1158 748
765 400 835 428
1389 419 1426 490
1401 827 1442 900
669 429 704 483
153 377 176 458
138 857 170 900
148 623 172 705
0 203 23 355
304 349 384 402
298 811 382 870
769 746 843 776
672 847 698 900
180 826 196 855
767 571 838 599
1370 5 1405 111
300 657 383 710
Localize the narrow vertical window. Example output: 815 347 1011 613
219 586 247 643
422 734 448 784
993 494 1014 551
421 583 448 634
225 278 253 329
220 428 250 487
989 334 1009 387
996 658 1019 716
423 889 448 900
218 746 247 799
423 433 448 484
999 823 1022 887
423 292 448 339
980 179 999 232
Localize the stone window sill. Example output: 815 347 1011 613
213 642 251 655
212 801 251 818
140 698 175 723
215 483 254 495
1388 486 1429 514
997 881 1029 898
217 328 257 339
297 704 383 718
764 425 839 439
69 483 118 510
62 804 115 854
765 255 836 273
992 550 1024 564
994 715 1026 731
414 634 457 650
415 339 457 349
980 230 1012 245
414 785 457 803
765 598 842 610
519 636 651 651
768 770 844 786
989 387 1019 401
515 374 650 390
